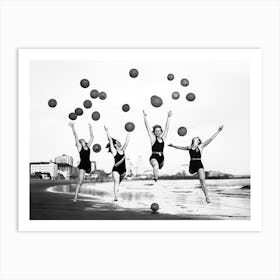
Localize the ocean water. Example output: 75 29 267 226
48 179 250 219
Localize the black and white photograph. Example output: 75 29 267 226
19 49 261 230
1 1 280 280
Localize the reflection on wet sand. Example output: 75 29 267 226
48 179 250 219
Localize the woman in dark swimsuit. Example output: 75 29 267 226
143 110 172 182
68 122 94 203
168 126 223 203
104 126 130 201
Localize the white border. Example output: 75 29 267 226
18 49 262 231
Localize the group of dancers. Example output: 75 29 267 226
68 110 223 204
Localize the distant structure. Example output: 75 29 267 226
55 154 73 166
30 162 58 179
30 154 80 180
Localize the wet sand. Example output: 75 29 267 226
30 180 229 220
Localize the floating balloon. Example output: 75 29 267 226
151 203 159 213
75 108 83 116
125 122 135 132
92 144 101 153
90 89 99 99
69 112 77 120
83 100 92 108
99 92 107 100
181 78 189 87
92 111 100 121
122 104 130 112
48 99 57 108
177 127 187 136
80 79 90 88
129 68 139 78
186 93 196 101
150 95 163 108
171 92 180 100
167 73 174 81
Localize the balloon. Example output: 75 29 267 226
151 203 159 212
69 113 77 120
125 122 135 132
80 79 90 88
122 104 130 112
92 144 101 153
181 78 189 87
186 93 196 101
83 100 92 108
91 111 100 121
75 108 83 116
90 89 99 99
129 68 139 78
171 92 180 99
99 92 107 100
150 95 163 107
167 73 174 81
48 99 57 108
177 127 187 136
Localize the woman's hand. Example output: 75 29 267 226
68 122 74 128
143 110 147 117
168 110 172 117
88 123 92 128
218 125 224 132
168 143 173 147
104 126 108 131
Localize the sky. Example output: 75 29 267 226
30 57 250 175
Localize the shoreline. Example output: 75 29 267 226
30 179 248 220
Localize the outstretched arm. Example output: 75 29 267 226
68 122 81 151
143 110 154 142
104 126 116 155
87 123 94 147
168 143 190 151
122 132 130 151
162 110 172 141
201 126 224 149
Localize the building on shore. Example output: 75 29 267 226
30 161 58 179
55 154 73 166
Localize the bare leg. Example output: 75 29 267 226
150 159 159 181
112 171 120 201
197 168 210 203
73 169 85 203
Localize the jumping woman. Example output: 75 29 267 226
143 110 172 182
104 126 130 201
68 122 94 203
168 126 224 203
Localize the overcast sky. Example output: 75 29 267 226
30 57 250 175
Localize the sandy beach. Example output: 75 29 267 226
30 179 250 220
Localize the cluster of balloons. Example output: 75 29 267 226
47 67 197 152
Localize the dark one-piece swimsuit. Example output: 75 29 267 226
112 151 126 182
189 147 204 174
149 137 164 169
78 145 91 174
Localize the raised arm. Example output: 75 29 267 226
143 110 154 142
87 123 94 147
104 126 116 156
168 143 190 151
162 110 172 141
122 132 130 151
201 125 224 149
68 122 81 151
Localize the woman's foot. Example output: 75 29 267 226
114 197 118 201
206 197 211 204
72 199 77 204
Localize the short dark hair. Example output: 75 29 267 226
106 138 117 153
191 137 202 146
152 125 163 133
